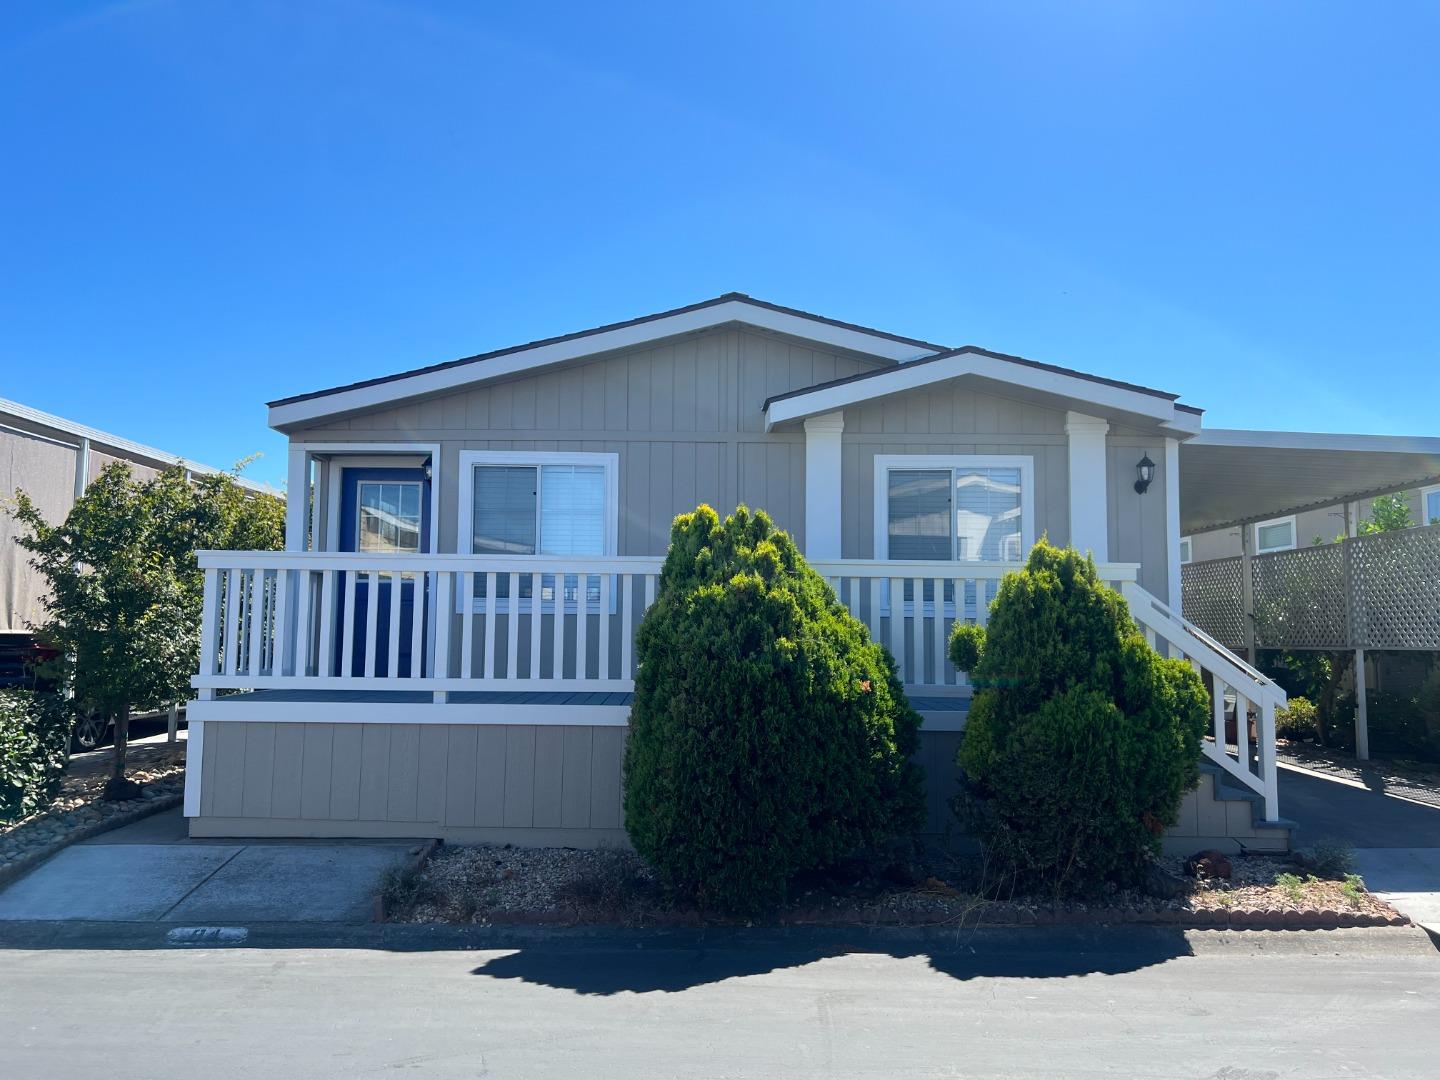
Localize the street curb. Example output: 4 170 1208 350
0 919 1431 957
0 792 184 891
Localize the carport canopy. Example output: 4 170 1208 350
1180 429 1440 535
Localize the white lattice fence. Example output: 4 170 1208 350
1181 557 1244 650
1183 523 1440 651
1252 544 1347 649
1350 523 1440 649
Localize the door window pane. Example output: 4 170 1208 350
357 482 423 554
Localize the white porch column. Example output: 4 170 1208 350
1064 412 1110 559
1165 437 1182 610
285 446 310 551
803 411 845 559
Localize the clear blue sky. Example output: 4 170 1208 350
3 1 1436 489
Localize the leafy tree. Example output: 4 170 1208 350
10 462 283 799
1357 492 1414 535
949 541 1208 897
624 505 923 912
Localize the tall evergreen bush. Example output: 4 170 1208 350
950 541 1208 896
624 505 923 912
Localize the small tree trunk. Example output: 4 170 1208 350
102 705 142 801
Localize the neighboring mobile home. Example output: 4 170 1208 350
1 397 270 684
183 294 1440 852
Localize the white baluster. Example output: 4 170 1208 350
387 570 402 679
506 571 520 680
409 573 425 679
529 572 543 680
576 575 589 680
363 570 380 679
272 567 289 678
599 573 612 682
224 569 242 676
461 572 476 680
481 571 496 680
316 570 336 678
619 573 634 680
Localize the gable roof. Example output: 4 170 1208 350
763 345 1203 435
268 293 948 430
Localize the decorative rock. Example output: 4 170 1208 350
1144 861 1191 899
1184 849 1234 881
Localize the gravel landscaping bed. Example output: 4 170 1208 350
1279 741 1440 809
0 745 186 881
384 841 1407 930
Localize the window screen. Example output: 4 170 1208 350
1426 491 1440 526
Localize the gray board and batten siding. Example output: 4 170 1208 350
290 323 1175 598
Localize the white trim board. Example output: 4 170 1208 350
188 699 631 727
872 454 1037 562
268 298 940 430
291 442 441 555
187 697 964 731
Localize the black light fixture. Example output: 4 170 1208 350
1134 453 1155 495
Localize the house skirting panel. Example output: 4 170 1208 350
188 718 1286 852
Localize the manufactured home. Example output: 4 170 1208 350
182 295 1440 852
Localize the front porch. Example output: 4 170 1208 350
185 550 1287 847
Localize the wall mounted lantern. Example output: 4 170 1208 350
1134 453 1155 495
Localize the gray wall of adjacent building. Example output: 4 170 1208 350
1 418 165 635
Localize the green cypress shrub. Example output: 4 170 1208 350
623 505 924 913
949 541 1208 896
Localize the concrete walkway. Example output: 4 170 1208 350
0 808 413 924
1279 764 1440 933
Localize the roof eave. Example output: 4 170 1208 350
267 295 946 431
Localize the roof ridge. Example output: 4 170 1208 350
267 294 949 409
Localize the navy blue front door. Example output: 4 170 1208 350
337 467 431 678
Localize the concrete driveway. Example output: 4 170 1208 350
1280 763 1440 931
0 808 414 924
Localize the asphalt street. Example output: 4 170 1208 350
1 924 1436 1079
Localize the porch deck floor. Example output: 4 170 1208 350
223 689 969 712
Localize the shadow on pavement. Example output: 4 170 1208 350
466 926 1197 995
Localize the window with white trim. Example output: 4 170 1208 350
874 455 1035 614
1424 485 1440 527
458 451 618 609
1254 516 1297 554
1179 536 1192 565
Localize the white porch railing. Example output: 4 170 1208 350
191 552 1280 818
193 552 666 696
810 560 1141 691
1122 581 1285 820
